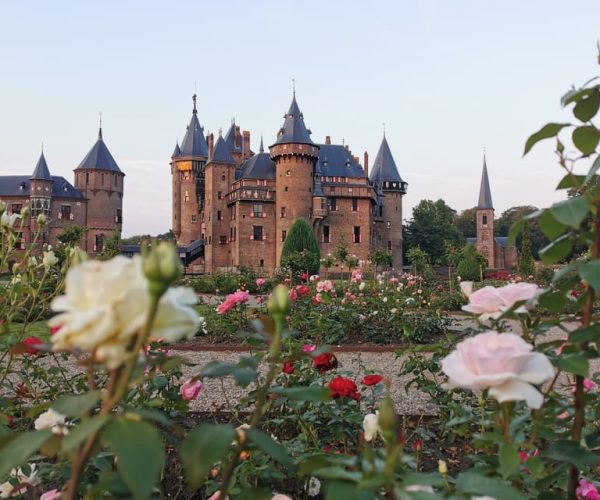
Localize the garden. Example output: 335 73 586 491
2 61 600 500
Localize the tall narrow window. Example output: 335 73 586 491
281 230 287 242
353 226 361 243
482 214 488 225
116 209 122 223
280 207 286 218
323 225 330 243
329 198 337 211
253 203 263 218
101 174 105 186
217 210 222 220
95 234 104 252
253 226 263 241
352 198 358 212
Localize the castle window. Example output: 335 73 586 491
60 205 71 219
101 174 105 186
95 234 104 253
86 173 89 185
379 206 383 217
116 209 122 224
285 186 289 192
208 236 212 244
218 191 222 199
329 198 337 211
286 170 291 176
281 230 287 242
386 221 391 229
114 175 118 187
217 210 223 220
353 226 361 243
260 259 264 267
11 204 22 214
352 198 358 212
253 203 263 218
219 235 227 245
221 175 226 181
323 225 330 243
280 207 286 218
482 214 488 225
252 225 263 241
191 215 197 223
387 240 392 250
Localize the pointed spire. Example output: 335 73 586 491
209 134 235 164
179 95 208 158
31 151 53 181
98 112 103 140
77 127 123 173
272 92 314 146
172 140 181 158
477 154 494 209
192 93 197 114
259 135 264 153
369 134 404 184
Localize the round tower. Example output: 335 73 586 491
269 93 320 265
74 125 125 255
29 151 54 244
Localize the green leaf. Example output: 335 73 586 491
573 126 600 156
456 472 527 500
556 174 585 190
499 443 520 478
569 324 600 343
102 418 164 500
524 123 570 155
246 428 295 469
558 353 589 376
542 440 600 468
324 481 373 500
585 429 600 448
538 289 569 312
573 87 600 122
550 196 590 228
180 424 234 490
272 386 331 402
539 209 568 240
507 219 525 246
585 155 600 184
62 415 110 453
579 259 600 294
539 237 573 265
0 430 53 479
52 391 101 418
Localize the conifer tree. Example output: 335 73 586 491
280 218 320 276
518 223 535 277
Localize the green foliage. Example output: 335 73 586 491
280 218 320 275
518 223 535 276
404 199 464 265
98 230 121 261
454 207 477 238
456 244 487 281
369 247 392 270
405 246 429 274
497 205 549 258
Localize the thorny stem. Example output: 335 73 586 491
567 199 600 499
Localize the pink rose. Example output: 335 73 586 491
180 379 203 400
312 293 322 305
255 278 266 287
573 378 597 393
496 282 541 312
302 344 317 353
577 478 600 500
309 274 320 282
461 286 505 320
216 290 250 314
316 280 334 293
441 331 554 409
41 491 62 500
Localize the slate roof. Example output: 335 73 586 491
236 153 276 180
316 144 366 178
272 94 314 146
369 136 403 183
210 135 236 164
224 122 242 153
0 176 84 199
180 99 208 158
30 152 53 181
466 236 511 248
172 142 181 158
477 157 493 209
76 128 123 174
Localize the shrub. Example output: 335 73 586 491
280 218 320 276
456 244 487 281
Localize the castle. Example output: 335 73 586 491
0 127 124 254
170 93 408 274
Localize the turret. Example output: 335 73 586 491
476 155 494 268
269 92 320 264
74 123 125 254
30 151 54 239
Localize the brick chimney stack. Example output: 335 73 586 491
207 132 215 158
364 151 369 176
325 135 331 145
242 130 251 159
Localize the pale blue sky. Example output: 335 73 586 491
1 0 599 236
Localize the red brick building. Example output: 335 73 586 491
171 93 408 274
0 126 124 254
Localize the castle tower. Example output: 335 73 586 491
74 125 125 254
269 93 320 265
369 134 407 268
476 155 494 268
171 94 208 245
204 130 237 272
30 151 54 243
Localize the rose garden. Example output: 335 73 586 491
2 62 600 500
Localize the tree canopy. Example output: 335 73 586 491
280 218 320 275
496 205 548 258
404 199 464 264
454 207 477 238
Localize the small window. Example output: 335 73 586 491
352 198 358 212
116 209 122 223
101 174 105 186
253 225 263 241
286 170 291 176
323 225 330 243
221 175 226 181
114 175 118 187
217 210 222 220
329 198 337 211
219 235 227 245
259 259 264 267
379 206 383 217
191 215 197 223
386 221 391 229
285 186 289 192
482 214 488 225
86 173 89 185
387 240 392 250
218 191 222 199
11 203 22 214
281 230 287 242
95 234 104 253
253 203 263 218
353 226 361 243
280 207 286 218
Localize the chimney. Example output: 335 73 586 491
235 126 241 149
207 133 215 158
364 151 369 177
242 130 251 159
345 145 350 151
325 135 331 145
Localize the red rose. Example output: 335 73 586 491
300 273 308 281
362 374 383 386
282 361 294 374
22 336 43 355
313 353 338 373
412 439 422 452
296 285 310 297
329 376 360 400
289 289 298 301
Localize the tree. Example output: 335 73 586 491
454 207 477 238
404 199 464 265
370 247 393 273
406 247 429 275
280 218 320 276
333 235 349 279
518 223 535 277
496 205 548 258
98 231 121 261
456 244 487 282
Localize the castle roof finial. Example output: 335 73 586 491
98 111 103 140
292 78 296 98
383 122 386 138
477 153 493 209
192 93 197 114
259 134 264 153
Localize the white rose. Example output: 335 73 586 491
307 477 321 497
382 296 388 303
441 331 554 409
0 212 20 229
363 412 380 442
0 464 40 498
34 409 68 435
359 282 366 291
42 250 59 270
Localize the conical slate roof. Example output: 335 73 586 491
237 153 275 180
76 128 123 173
210 134 235 164
180 95 208 158
272 94 314 146
172 142 181 158
477 157 493 209
369 135 403 183
31 152 53 181
224 122 242 153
